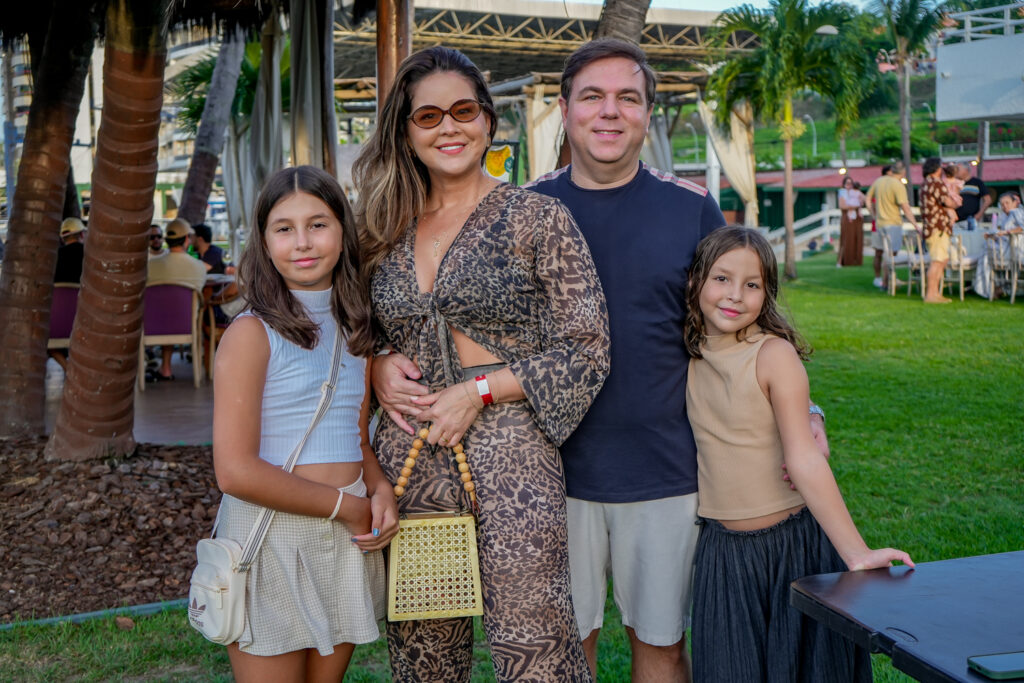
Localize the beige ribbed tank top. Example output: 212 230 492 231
686 326 806 520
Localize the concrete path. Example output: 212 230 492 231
44 353 214 446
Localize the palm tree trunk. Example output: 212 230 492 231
177 27 246 226
783 136 797 280
0 2 100 437
45 0 171 461
899 58 912 180
839 133 848 169
594 0 652 42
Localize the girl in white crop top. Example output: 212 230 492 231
683 227 914 682
211 167 397 679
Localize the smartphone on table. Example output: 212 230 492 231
968 652 1024 680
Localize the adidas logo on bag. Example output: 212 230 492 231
188 597 207 626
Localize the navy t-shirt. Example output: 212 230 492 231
956 177 989 222
528 162 725 502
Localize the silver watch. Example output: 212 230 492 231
809 404 825 422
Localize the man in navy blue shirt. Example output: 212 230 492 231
526 39 722 681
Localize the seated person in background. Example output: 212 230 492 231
972 192 1022 300
192 223 236 275
145 217 207 381
996 192 1024 233
54 217 87 284
148 224 167 258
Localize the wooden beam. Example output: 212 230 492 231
376 0 412 113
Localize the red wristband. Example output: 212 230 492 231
475 375 493 406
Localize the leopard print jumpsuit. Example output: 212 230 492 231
371 184 610 682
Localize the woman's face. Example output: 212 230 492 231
1000 195 1019 214
843 177 854 189
406 71 491 183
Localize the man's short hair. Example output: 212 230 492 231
889 161 905 175
193 223 212 243
922 156 942 177
560 38 656 107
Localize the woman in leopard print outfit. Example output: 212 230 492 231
354 47 609 682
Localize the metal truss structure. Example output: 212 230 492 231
332 5 754 81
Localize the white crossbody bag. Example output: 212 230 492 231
187 330 344 644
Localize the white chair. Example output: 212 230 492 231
137 281 203 390
880 228 909 296
1009 232 1024 304
902 230 929 299
945 234 979 302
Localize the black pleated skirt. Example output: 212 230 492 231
691 507 872 683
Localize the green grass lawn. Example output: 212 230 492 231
2 253 1021 681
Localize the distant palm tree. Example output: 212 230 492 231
45 0 172 461
175 28 247 226
709 0 859 280
0 1 103 437
869 0 945 176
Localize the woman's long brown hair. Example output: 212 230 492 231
238 166 375 356
352 46 497 280
684 226 810 360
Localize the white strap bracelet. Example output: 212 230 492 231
327 489 344 521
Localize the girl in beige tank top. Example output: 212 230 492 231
683 227 915 680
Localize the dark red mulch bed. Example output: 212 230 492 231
0 437 219 624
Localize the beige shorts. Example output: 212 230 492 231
872 225 904 252
567 493 699 647
926 231 951 262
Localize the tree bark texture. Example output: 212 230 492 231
783 136 796 280
594 0 652 43
46 0 170 461
899 56 911 181
0 2 99 437
176 28 246 226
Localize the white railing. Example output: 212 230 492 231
764 208 843 259
939 140 1024 159
940 2 1024 43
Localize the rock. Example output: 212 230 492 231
114 616 135 630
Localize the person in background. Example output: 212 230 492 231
866 162 918 290
193 223 237 275
54 217 87 284
146 218 207 380
148 224 167 258
955 164 992 231
941 164 963 227
921 156 956 304
837 176 865 267
975 192 1024 299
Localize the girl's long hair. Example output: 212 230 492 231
238 166 375 356
684 226 810 360
352 46 497 279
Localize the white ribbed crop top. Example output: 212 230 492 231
240 288 366 466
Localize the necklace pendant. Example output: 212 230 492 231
433 236 441 258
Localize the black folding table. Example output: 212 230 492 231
790 551 1024 682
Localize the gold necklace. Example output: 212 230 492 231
431 231 448 259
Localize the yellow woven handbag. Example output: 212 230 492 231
387 428 484 621
387 512 484 621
